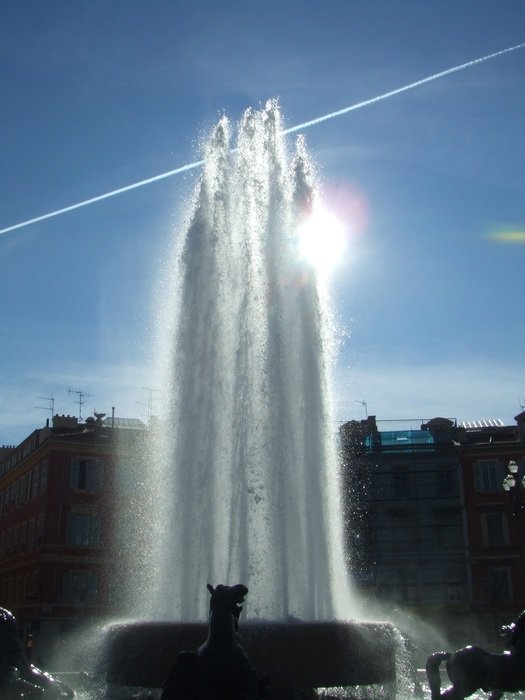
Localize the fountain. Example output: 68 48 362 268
104 101 401 697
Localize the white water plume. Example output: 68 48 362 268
131 101 353 622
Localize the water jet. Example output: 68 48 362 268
105 101 401 697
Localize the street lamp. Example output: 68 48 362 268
502 460 525 495
502 460 525 584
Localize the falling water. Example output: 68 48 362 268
129 101 352 622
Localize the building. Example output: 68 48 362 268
458 414 525 627
340 415 468 649
3 406 524 664
0 413 146 664
340 413 525 651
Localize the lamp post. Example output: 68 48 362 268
502 460 525 516
502 459 525 580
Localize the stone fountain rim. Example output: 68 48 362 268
101 617 400 690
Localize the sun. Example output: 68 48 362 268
296 201 346 274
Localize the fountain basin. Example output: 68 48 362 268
102 619 398 692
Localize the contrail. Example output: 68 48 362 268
1 42 523 237
283 43 525 134
0 160 204 236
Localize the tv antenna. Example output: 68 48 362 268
137 387 160 423
35 395 55 420
355 400 368 418
67 387 90 421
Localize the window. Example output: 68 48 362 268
447 581 466 602
20 521 27 553
66 513 100 547
437 469 457 495
70 458 104 491
22 472 32 502
40 459 48 494
61 571 98 605
16 575 23 605
13 525 19 551
27 517 35 552
16 478 25 505
481 511 508 546
31 465 40 499
391 470 412 498
488 568 512 601
474 460 505 492
35 513 44 545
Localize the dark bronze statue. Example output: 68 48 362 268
0 606 73 699
161 584 266 700
426 610 525 700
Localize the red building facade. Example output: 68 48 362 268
0 414 146 664
458 414 525 625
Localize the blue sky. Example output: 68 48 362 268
1 1 524 445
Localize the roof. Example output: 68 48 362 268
460 419 504 429
102 417 147 430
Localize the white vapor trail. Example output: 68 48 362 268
1 42 523 237
283 43 525 134
0 160 205 236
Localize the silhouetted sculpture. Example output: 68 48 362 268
426 610 525 700
161 584 265 700
0 606 73 699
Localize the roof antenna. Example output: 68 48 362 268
355 400 368 418
35 396 55 420
137 387 160 424
67 387 90 421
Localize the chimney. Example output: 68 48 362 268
515 412 525 442
52 414 79 429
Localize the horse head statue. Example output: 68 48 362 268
162 583 265 700
207 583 248 633
500 609 525 650
0 606 74 698
426 609 525 700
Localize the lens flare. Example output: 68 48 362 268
296 201 347 273
488 230 525 243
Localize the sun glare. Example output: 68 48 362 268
296 203 346 274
